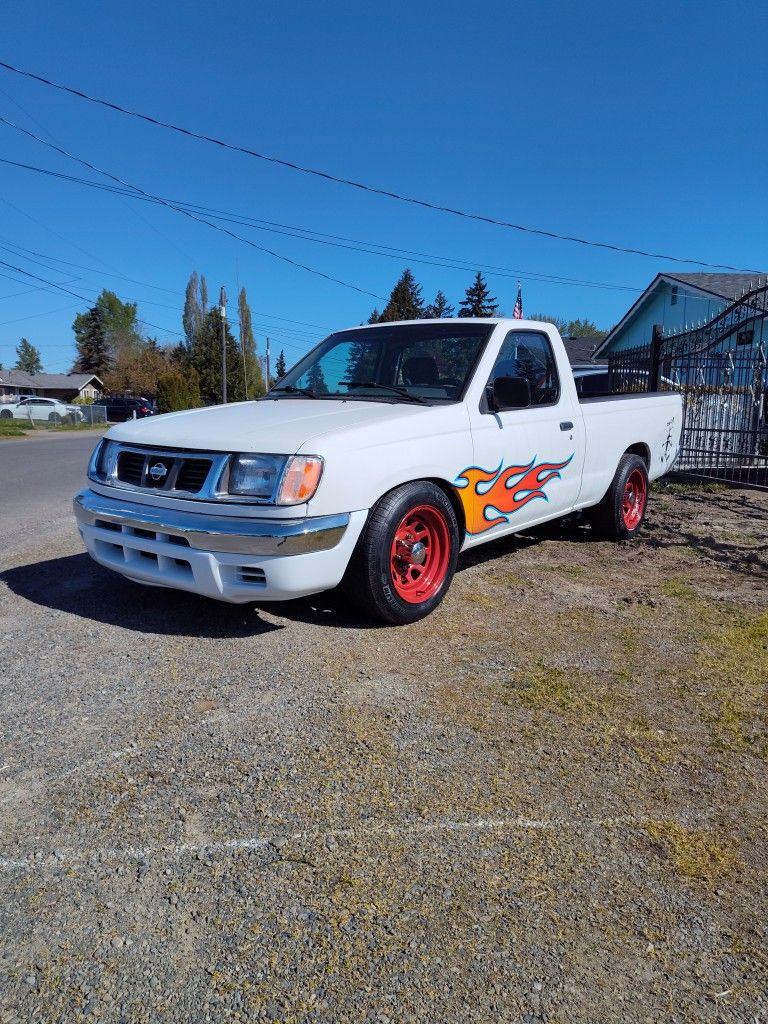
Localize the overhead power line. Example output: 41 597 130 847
0 115 383 300
0 58 752 273
0 155 644 297
0 257 182 339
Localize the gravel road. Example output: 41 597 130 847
0 457 766 1023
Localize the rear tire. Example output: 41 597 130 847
343 481 459 624
0 409 11 419
589 454 648 540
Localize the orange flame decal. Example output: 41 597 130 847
454 455 573 535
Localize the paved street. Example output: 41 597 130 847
0 431 102 557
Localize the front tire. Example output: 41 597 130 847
343 481 459 624
590 454 648 540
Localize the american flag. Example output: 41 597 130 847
513 283 523 319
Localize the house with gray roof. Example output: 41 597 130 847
594 272 766 356
0 370 104 404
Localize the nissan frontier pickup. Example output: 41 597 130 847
74 319 682 623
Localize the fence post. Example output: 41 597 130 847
650 324 663 391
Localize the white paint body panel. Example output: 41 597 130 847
75 320 682 603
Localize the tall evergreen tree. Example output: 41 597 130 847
189 308 245 405
236 287 265 397
72 306 110 374
275 349 287 379
183 272 204 349
14 338 43 374
424 290 455 318
378 269 425 322
200 276 209 318
367 308 381 324
459 272 498 317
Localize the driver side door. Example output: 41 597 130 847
461 329 585 542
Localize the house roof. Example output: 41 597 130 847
562 336 607 365
0 370 104 390
594 271 766 357
664 272 765 301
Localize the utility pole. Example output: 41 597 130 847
265 337 270 391
219 286 227 404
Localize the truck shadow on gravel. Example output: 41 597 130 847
0 521 597 635
0 553 284 638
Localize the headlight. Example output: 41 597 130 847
88 439 119 482
228 454 323 504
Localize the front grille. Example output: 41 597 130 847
176 458 212 492
112 447 217 495
117 452 145 486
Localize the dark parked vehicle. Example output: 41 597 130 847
93 396 157 422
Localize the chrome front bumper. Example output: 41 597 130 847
73 489 350 556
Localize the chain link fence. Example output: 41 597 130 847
0 400 107 428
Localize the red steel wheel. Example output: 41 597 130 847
342 481 460 624
389 504 452 604
622 468 647 530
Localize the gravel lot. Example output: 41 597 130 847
0 462 766 1023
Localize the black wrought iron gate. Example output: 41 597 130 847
607 282 768 488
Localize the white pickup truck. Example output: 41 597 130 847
74 319 681 623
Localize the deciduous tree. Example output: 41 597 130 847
156 368 202 413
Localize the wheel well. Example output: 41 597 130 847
425 477 466 536
366 477 466 536
624 442 650 467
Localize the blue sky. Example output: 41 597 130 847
0 0 765 373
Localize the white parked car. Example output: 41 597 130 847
74 319 682 624
1 397 83 423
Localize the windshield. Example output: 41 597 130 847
270 322 494 403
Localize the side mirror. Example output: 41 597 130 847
491 375 531 411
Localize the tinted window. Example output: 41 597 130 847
489 330 560 406
277 322 493 403
576 372 609 395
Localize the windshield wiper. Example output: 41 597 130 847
269 385 319 399
339 381 429 405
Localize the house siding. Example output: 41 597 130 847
604 282 730 353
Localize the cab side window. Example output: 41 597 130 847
489 330 560 406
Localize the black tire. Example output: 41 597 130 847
589 453 649 540
48 411 62 424
0 409 11 419
343 481 460 625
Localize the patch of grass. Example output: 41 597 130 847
652 480 728 494
544 563 589 581
699 612 768 759
659 578 698 601
0 419 32 437
643 821 739 885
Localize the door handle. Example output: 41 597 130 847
560 421 574 431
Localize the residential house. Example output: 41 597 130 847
0 370 104 404
594 272 766 356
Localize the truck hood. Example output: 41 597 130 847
105 398 430 454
